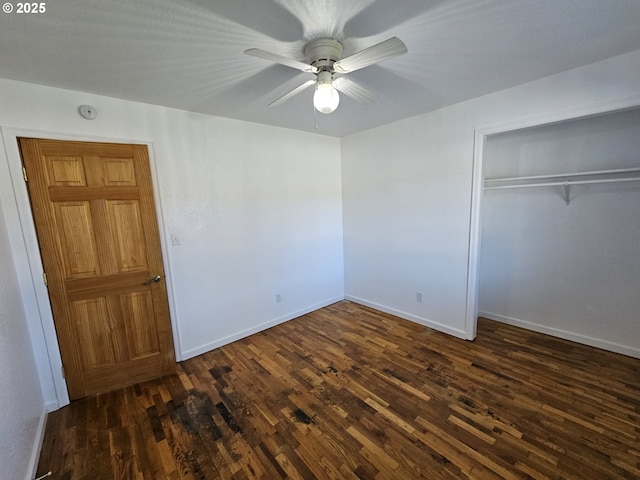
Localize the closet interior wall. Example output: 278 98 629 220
478 108 640 358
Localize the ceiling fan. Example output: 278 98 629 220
244 37 408 114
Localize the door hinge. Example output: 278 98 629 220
22 166 28 182
61 366 65 379
43 272 48 286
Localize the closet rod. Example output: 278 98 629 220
484 176 640 190
484 167 640 184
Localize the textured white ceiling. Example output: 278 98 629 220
1 0 640 136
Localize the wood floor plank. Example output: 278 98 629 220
37 301 640 479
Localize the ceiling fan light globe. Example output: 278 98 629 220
313 83 340 114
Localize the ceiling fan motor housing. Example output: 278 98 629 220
305 38 344 71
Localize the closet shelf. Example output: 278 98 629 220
484 167 640 205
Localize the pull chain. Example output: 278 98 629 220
313 103 319 129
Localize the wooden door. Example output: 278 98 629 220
20 138 175 400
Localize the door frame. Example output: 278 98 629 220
465 95 640 343
0 127 181 409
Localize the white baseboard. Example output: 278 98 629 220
479 311 640 359
345 295 468 340
181 296 344 360
25 406 48 480
44 400 59 413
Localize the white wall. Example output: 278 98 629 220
0 195 45 480
0 78 344 412
342 48 640 341
478 109 640 357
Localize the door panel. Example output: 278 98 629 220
72 298 115 367
47 155 87 186
103 157 136 186
20 138 175 400
55 201 100 277
122 291 159 358
109 200 148 272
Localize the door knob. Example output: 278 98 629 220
143 275 162 285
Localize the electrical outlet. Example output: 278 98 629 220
275 294 282 304
416 291 423 303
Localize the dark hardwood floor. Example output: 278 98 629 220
37 301 640 479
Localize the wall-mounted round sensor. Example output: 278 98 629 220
79 105 97 120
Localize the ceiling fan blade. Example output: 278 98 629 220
333 37 408 74
245 48 318 73
333 77 378 104
269 79 316 107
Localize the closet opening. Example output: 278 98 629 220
470 106 640 358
